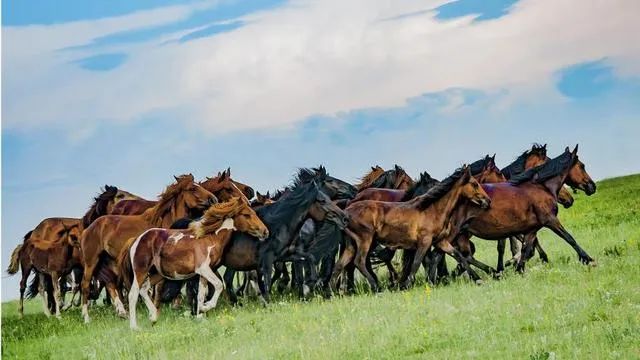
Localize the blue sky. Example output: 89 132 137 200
2 0 640 300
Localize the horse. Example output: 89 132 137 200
110 169 247 216
6 185 140 317
355 165 386 191
79 174 216 323
350 155 504 289
120 197 268 329
221 170 349 305
501 144 576 264
448 145 596 276
250 191 274 208
331 165 491 292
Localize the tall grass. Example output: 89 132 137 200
3 175 639 359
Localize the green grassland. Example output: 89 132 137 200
2 175 639 359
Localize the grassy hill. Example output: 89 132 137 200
3 174 639 359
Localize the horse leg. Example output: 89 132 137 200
50 271 63 318
496 239 506 275
351 232 379 293
545 219 594 265
38 273 52 317
153 279 165 309
534 237 549 263
400 245 429 290
437 241 483 284
196 277 207 317
138 279 158 325
18 265 31 319
427 250 444 285
105 281 127 318
128 276 142 330
223 269 239 305
197 267 224 313
330 236 356 292
515 232 537 273
505 236 523 267
81 257 99 323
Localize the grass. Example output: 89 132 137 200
3 174 640 359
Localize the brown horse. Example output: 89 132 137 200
9 224 82 318
347 155 504 288
356 165 385 191
332 165 491 291
452 145 596 275
79 174 216 323
110 169 248 215
6 185 140 316
501 144 576 264
121 197 268 329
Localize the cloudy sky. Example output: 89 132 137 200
2 0 639 299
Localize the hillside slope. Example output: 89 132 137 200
2 175 639 359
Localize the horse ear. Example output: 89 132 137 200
226 167 231 176
174 175 180 181
573 144 579 154
461 165 471 181
266 191 270 197
218 171 228 182
543 144 547 149
492 153 496 161
565 146 570 153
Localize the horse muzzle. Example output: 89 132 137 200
480 198 491 209
584 181 597 196
255 229 269 241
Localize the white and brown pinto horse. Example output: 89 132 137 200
121 197 268 329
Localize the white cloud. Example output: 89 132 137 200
3 0 640 133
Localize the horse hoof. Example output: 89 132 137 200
475 279 484 285
588 260 598 267
493 272 503 280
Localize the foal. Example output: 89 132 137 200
123 197 268 329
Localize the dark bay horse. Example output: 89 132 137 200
350 155 504 288
79 174 216 323
450 145 596 276
6 185 140 317
332 165 491 292
121 197 268 329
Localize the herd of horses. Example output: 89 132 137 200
7 143 598 330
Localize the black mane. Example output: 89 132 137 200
82 185 119 228
412 167 467 210
509 150 575 185
468 155 491 177
402 171 440 201
501 143 547 179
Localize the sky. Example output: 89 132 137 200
2 0 640 300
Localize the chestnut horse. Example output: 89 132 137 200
8 224 82 318
121 197 268 329
332 165 491 292
109 169 249 215
450 145 596 276
251 191 274 208
79 174 216 323
6 185 140 316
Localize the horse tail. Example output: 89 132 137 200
7 230 34 275
7 244 24 275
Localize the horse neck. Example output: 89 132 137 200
542 161 573 198
204 227 234 248
419 186 464 230
142 202 187 228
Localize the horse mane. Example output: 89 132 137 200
293 167 327 187
509 150 574 185
356 166 384 190
147 174 195 225
501 143 547 179
190 197 244 238
257 173 318 227
468 155 491 176
411 167 466 210
402 172 440 201
82 185 119 228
